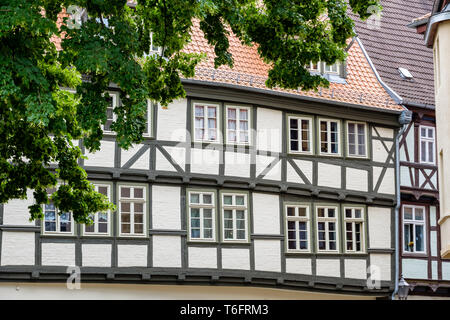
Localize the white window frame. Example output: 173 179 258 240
308 62 320 72
419 125 436 165
187 190 216 242
192 102 221 143
83 184 111 236
315 205 339 253
225 105 252 145
118 184 147 237
285 204 311 253
102 91 118 134
324 62 340 74
318 118 341 156
221 192 249 243
288 115 314 155
42 202 74 236
402 205 427 254
343 207 365 253
346 121 368 158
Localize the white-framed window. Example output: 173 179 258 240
188 191 216 241
324 62 340 74
344 207 365 253
419 126 435 164
221 193 248 242
285 204 310 252
347 121 367 157
193 102 220 142
316 206 339 252
102 92 118 133
43 203 73 235
84 184 111 236
225 105 251 145
118 185 147 237
319 119 340 155
403 205 426 253
288 116 313 154
308 62 320 72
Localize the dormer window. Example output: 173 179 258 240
324 62 340 74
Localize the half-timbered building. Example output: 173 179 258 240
355 0 450 298
0 7 411 299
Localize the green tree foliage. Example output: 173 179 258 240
0 0 380 224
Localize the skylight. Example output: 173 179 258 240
398 67 413 80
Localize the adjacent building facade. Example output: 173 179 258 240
0 16 406 299
355 0 450 297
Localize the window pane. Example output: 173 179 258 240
224 210 232 219
345 209 352 218
98 223 108 233
237 230 246 239
134 224 143 234
207 106 216 118
203 194 212 204
121 187 130 198
239 121 248 131
85 224 95 233
195 105 204 117
403 207 413 220
204 229 212 239
223 196 232 205
355 209 362 219
291 140 299 151
191 208 200 218
224 230 233 239
239 109 248 120
318 208 325 217
290 129 298 140
45 222 56 232
235 196 245 205
298 207 306 217
236 210 245 220
190 193 199 204
133 188 143 198
191 218 200 228
204 218 212 228
288 241 297 249
287 207 295 216
415 225 424 252
121 223 130 233
328 208 335 218
290 119 298 129
428 141 434 163
134 214 143 224
228 120 236 130
415 208 424 220
98 186 108 196
421 141 427 162
134 203 143 213
228 108 236 119
121 202 130 212
203 208 212 218
191 229 200 238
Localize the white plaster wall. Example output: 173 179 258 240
2 189 35 226
1 232 35 266
400 166 412 187
346 168 368 192
316 259 340 277
152 185 181 230
254 240 281 272
285 258 312 275
256 107 282 153
372 140 393 164
252 193 280 235
368 206 391 249
190 148 220 175
224 151 250 178
157 98 187 142
82 244 112 267
41 243 75 266
152 235 181 268
442 262 450 281
84 141 115 167
188 247 217 269
318 163 341 189
373 167 395 195
369 254 391 281
287 162 303 184
121 144 144 167
256 155 281 180
221 248 250 270
372 127 394 139
430 206 437 227
156 146 185 172
430 231 438 257
117 244 147 267
130 149 150 170
399 127 414 162
402 259 428 280
432 261 438 280
344 259 367 280
292 159 313 183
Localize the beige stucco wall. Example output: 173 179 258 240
434 20 450 259
0 282 377 300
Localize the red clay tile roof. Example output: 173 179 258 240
182 20 402 112
353 0 435 108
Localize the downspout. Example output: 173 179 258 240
391 110 412 300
